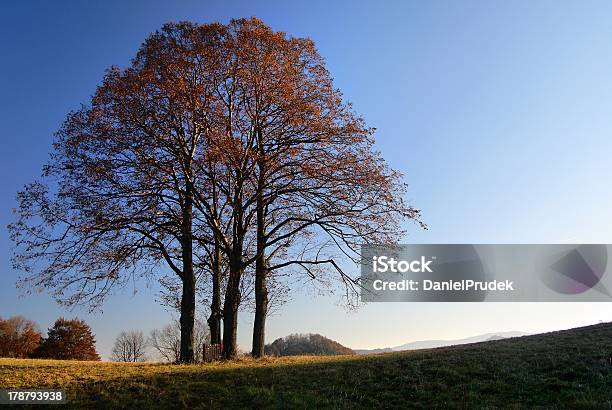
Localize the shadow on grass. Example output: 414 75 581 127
8 323 612 409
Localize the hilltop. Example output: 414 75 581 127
265 333 354 356
1 323 611 408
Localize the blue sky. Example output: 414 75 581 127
2 0 612 359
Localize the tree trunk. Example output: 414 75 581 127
179 268 195 363
207 166 223 346
208 240 222 345
251 259 268 357
179 183 195 363
252 125 268 358
222 161 245 360
222 267 241 359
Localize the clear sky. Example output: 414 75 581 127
2 0 612 360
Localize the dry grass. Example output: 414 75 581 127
2 323 612 408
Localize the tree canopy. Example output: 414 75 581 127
111 330 147 362
0 316 41 358
33 318 100 361
9 17 423 361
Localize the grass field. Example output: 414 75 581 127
1 323 612 408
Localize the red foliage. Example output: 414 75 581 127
33 318 100 361
0 316 42 358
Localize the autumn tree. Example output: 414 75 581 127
0 316 42 358
33 318 100 361
201 19 424 357
8 22 233 363
111 330 147 362
9 18 422 362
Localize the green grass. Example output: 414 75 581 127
2 323 612 408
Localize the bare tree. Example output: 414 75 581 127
111 330 147 362
149 318 209 363
149 324 180 363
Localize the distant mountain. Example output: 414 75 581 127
355 331 529 354
265 333 355 356
485 335 507 341
353 347 393 355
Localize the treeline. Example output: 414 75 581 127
9 18 422 362
2 315 353 361
117 318 209 363
0 315 207 363
0 316 99 360
265 334 354 356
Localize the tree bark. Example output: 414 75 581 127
207 164 223 346
179 184 196 363
179 271 195 363
252 137 268 357
251 258 268 357
208 238 222 345
222 165 246 360
222 264 241 359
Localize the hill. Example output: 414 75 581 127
1 323 612 407
356 331 529 354
354 347 394 355
265 333 354 356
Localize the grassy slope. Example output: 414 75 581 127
1 323 612 409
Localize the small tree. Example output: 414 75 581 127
111 330 147 362
0 316 42 358
33 318 100 361
149 318 209 363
